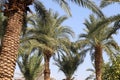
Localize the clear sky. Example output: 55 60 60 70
15 0 120 80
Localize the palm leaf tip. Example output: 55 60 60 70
53 0 72 16
71 0 104 18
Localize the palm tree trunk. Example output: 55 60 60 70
95 44 103 80
44 52 51 80
0 10 24 80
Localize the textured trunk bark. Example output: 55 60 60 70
95 44 103 80
0 10 24 80
44 52 51 80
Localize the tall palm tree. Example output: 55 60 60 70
22 10 74 80
78 14 120 80
53 42 85 80
0 0 105 79
0 0 35 79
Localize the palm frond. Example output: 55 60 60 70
17 44 44 80
86 68 95 72
79 34 87 38
103 45 116 60
85 75 95 80
106 20 120 38
54 51 83 79
91 14 120 35
33 0 51 25
69 0 104 18
100 0 120 8
57 26 75 38
100 0 114 8
53 0 71 16
76 39 90 48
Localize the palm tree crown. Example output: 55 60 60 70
22 9 74 80
79 14 120 58
54 42 84 80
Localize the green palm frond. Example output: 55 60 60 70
78 39 89 49
29 40 54 53
27 14 36 27
69 0 104 17
85 75 95 80
54 0 104 17
100 0 114 8
89 14 96 23
79 33 88 38
53 16 68 28
102 39 120 60
53 0 71 16
100 0 120 8
85 63 96 80
106 39 119 49
33 0 51 25
86 68 95 73
82 14 120 41
29 53 44 79
17 45 44 80
84 19 91 31
93 14 120 34
103 45 115 59
56 26 75 38
54 50 83 79
106 20 120 38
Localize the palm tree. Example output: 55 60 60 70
0 0 35 79
0 0 104 79
53 42 84 80
78 14 120 80
17 41 44 80
22 10 74 80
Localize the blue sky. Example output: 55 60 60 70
15 0 120 80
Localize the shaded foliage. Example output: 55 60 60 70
102 55 120 80
18 43 44 80
54 42 84 80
